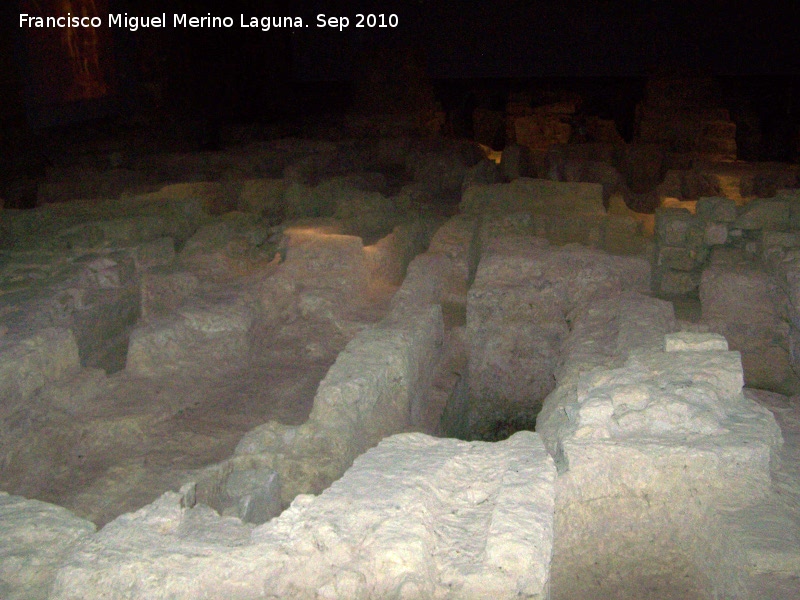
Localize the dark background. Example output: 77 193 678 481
3 1 800 159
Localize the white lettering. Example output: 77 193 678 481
317 15 348 31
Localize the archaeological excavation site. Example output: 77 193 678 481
2 2 800 599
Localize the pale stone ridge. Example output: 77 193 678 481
0 492 95 600
50 432 556 600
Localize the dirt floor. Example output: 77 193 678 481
0 279 399 526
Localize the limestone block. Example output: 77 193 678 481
551 159 624 203
760 230 800 264
467 237 651 439
426 215 479 304
36 367 107 415
655 207 702 247
283 182 332 218
776 189 800 230
696 196 737 223
701 259 800 390
664 331 728 352
56 215 171 251
0 492 95 600
0 328 80 405
139 268 199 319
177 215 277 280
704 221 728 246
555 339 781 510
156 182 236 216
406 150 473 197
222 468 281 525
735 198 791 231
236 178 288 217
513 113 571 151
602 214 646 255
126 298 254 377
332 186 398 240
536 290 678 454
386 253 449 318
235 267 445 502
656 245 700 271
364 217 439 285
460 178 605 216
50 432 556 600
281 227 368 294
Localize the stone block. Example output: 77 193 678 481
281 228 369 295
140 268 199 319
0 328 80 406
696 196 737 223
461 178 605 216
603 214 646 255
514 114 572 152
427 215 479 305
156 182 236 216
760 230 800 264
735 199 790 231
704 221 728 246
656 245 700 271
664 331 728 352
701 262 799 394
236 178 288 217
0 492 95 600
222 468 281 525
655 207 701 247
126 297 254 377
467 237 651 439
177 215 278 280
462 158 501 189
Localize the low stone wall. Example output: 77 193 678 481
192 250 449 509
466 236 650 441
653 189 800 394
653 190 800 296
47 432 556 600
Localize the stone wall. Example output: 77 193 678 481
653 189 800 394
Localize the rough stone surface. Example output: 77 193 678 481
664 331 729 352
655 207 703 248
545 334 783 600
139 268 199 319
701 260 799 395
461 177 605 216
426 215 480 306
735 199 791 231
50 432 556 600
126 295 256 377
0 328 80 411
467 236 651 440
696 196 737 223
0 492 95 600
